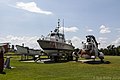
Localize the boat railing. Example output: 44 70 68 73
40 35 45 40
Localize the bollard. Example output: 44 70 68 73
0 47 5 74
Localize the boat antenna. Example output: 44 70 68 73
63 19 64 35
62 19 65 42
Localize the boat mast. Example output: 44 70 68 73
57 19 60 32
62 19 65 42
63 19 64 36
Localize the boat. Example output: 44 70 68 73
16 45 42 61
16 45 28 55
37 19 74 57
16 45 42 56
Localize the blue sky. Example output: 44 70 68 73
0 0 120 49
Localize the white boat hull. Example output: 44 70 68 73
37 40 74 55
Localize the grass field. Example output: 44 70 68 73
0 56 120 80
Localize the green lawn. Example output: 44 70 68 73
0 56 120 80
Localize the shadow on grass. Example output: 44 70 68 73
44 60 69 64
0 72 6 75
83 60 111 64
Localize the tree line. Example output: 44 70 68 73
99 45 120 56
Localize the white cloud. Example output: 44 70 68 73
0 35 81 49
112 37 120 47
0 35 40 49
98 37 108 41
70 36 108 49
100 25 111 34
15 2 53 15
0 35 82 49
98 37 108 48
86 29 93 32
71 36 82 48
85 26 93 32
59 27 79 33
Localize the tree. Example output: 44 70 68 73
99 45 120 56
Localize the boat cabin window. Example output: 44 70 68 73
50 33 64 38
49 33 65 42
51 33 55 36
